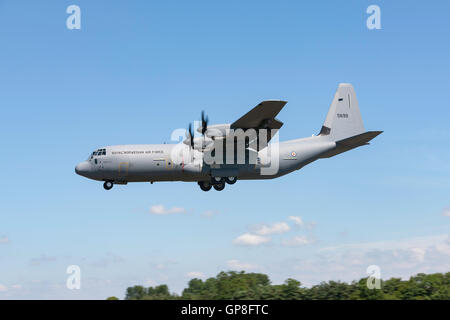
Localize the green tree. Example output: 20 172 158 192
182 278 207 299
125 285 146 300
122 271 450 300
306 280 356 300
143 284 176 300
278 279 304 299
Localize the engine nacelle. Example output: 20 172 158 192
197 123 231 138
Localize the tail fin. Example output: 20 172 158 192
318 83 365 141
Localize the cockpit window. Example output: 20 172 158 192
88 148 106 160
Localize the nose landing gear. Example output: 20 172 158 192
103 181 113 190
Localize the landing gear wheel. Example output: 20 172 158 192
198 181 212 192
212 176 225 184
213 182 225 191
103 181 113 190
225 177 237 185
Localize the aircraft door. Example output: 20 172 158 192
118 162 129 178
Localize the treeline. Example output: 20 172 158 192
117 271 449 300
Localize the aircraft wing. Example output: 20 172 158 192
230 100 287 131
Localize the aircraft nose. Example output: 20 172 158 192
75 161 91 177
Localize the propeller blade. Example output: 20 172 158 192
201 110 209 135
188 123 194 148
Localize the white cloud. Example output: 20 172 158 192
11 284 22 290
0 236 9 244
443 207 450 217
252 222 290 236
288 216 316 229
186 271 205 278
227 259 259 270
288 216 304 226
232 217 317 247
150 205 186 215
233 233 271 246
409 247 426 263
320 234 449 253
278 234 450 287
0 284 7 292
282 236 315 247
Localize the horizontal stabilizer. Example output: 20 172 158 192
319 131 383 158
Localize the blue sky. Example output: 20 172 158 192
0 0 449 299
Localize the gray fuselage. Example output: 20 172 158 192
75 136 336 184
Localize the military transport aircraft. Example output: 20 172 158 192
75 83 382 191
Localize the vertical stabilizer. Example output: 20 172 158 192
319 83 365 141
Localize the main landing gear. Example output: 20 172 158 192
225 176 237 185
103 181 113 190
198 181 212 192
198 177 237 192
213 183 225 191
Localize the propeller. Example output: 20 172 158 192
201 110 209 136
187 123 194 149
187 111 209 150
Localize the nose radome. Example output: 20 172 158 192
75 161 90 176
